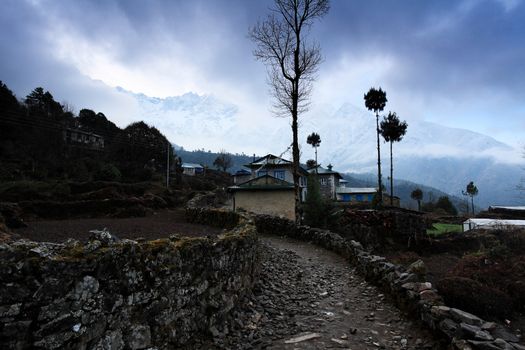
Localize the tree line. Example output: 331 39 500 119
0 81 175 183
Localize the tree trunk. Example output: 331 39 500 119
390 141 393 206
417 200 421 212
292 15 301 224
376 112 383 205
471 196 474 215
315 146 318 175
292 111 300 224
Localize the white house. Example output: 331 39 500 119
182 163 204 176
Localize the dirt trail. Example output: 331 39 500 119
208 234 440 350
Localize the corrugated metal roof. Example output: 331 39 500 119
336 187 377 194
489 206 525 211
308 166 343 179
182 163 204 168
248 154 292 166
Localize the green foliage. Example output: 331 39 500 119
306 159 317 169
303 174 332 227
213 151 233 172
379 112 408 205
411 188 423 211
306 132 321 148
379 112 407 143
78 109 120 142
25 87 64 118
364 87 387 205
94 164 122 182
109 121 172 180
426 223 462 236
466 181 479 197
435 196 458 215
0 81 21 112
364 87 387 113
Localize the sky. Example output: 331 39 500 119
1 0 524 155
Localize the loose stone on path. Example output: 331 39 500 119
198 234 440 350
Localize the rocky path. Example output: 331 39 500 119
202 234 440 350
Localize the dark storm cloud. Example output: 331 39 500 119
1 0 524 146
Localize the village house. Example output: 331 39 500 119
336 185 400 207
63 128 104 150
336 187 377 203
229 154 308 220
229 175 296 220
308 164 343 200
182 163 204 176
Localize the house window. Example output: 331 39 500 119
257 171 268 177
320 178 327 185
273 170 285 180
368 194 374 202
300 176 307 187
356 194 363 202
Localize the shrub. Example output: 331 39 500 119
436 276 513 319
94 164 122 182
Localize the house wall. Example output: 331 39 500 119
337 193 375 202
251 167 292 182
233 174 251 185
234 190 295 220
183 168 195 176
319 174 337 200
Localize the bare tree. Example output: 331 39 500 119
213 150 233 172
249 0 329 223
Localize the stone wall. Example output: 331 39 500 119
254 215 524 350
336 209 427 251
0 211 259 349
233 190 295 221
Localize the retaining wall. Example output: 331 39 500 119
0 210 259 349
254 214 524 350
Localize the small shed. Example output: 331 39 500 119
463 218 525 232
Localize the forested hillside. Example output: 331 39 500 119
0 81 174 182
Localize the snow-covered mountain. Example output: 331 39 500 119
116 87 239 149
116 88 524 209
302 103 523 208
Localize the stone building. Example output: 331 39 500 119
228 154 308 219
308 164 343 200
228 174 295 220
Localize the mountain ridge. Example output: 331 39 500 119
116 87 523 209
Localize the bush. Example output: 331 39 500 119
437 276 513 319
94 164 122 182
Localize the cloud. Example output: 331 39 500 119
1 0 524 151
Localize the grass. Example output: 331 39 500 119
427 223 463 236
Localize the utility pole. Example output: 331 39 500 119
166 142 170 188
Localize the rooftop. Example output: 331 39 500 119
336 187 377 194
181 163 204 168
